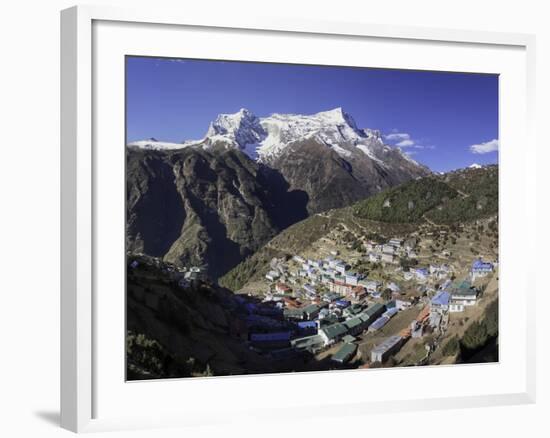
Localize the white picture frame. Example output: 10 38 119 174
60 4 537 433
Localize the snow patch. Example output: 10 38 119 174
330 144 352 158
128 108 427 173
357 144 385 166
128 139 189 150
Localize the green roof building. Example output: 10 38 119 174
283 308 305 320
303 303 322 319
320 323 348 345
357 303 386 329
332 343 358 364
343 316 364 335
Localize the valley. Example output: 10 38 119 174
127 162 499 378
127 108 428 280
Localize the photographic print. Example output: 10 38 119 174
125 57 499 380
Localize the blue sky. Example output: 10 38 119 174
126 56 498 172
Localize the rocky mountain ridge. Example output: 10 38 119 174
220 165 498 291
129 107 428 170
127 108 431 279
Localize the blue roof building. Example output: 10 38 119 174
296 320 318 336
250 331 292 349
335 299 351 308
431 291 450 309
297 321 317 329
250 332 291 342
369 315 390 331
414 268 429 277
472 259 494 273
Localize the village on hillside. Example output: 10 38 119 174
231 216 499 369
128 214 498 372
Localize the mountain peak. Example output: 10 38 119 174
317 106 344 114
128 108 427 175
316 106 346 117
205 108 266 149
314 107 356 127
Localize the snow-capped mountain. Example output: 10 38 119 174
128 107 430 214
127 137 187 151
469 163 482 169
128 107 415 167
126 107 432 277
203 108 266 158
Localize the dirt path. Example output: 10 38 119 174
456 189 470 198
421 213 437 226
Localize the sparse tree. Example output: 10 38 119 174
382 288 393 301
442 336 459 356
461 322 488 351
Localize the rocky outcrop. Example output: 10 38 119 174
267 137 430 214
126 146 308 280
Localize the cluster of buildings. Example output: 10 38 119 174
340 257 495 366
364 237 418 264
255 236 447 365
265 254 372 304
265 236 418 304
237 261 417 363
286 300 410 364
131 224 497 369
402 263 453 283
471 258 495 280
395 263 488 345
431 258 494 315
229 293 397 364
128 256 205 288
238 237 495 368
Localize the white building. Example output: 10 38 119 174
345 273 359 286
388 238 403 247
387 282 400 293
449 281 478 312
335 262 347 274
368 253 381 263
381 253 395 264
361 280 379 293
370 335 404 363
266 270 280 282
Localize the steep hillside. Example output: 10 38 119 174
127 146 308 280
426 165 498 223
219 214 338 290
221 165 498 290
353 165 498 224
127 109 432 280
126 255 328 378
129 107 430 215
352 177 458 223
267 137 430 214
